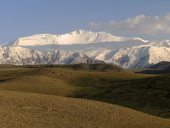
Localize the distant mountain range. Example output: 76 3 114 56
1 29 170 68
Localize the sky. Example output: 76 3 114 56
0 0 170 43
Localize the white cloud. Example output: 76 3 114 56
89 13 170 40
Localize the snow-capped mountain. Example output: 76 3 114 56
0 46 102 65
88 44 170 68
1 29 170 68
10 29 147 47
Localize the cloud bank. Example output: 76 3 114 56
89 13 170 40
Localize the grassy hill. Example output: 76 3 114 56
0 90 169 128
0 64 170 127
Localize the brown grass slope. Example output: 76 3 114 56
0 65 170 127
0 66 150 97
0 90 170 128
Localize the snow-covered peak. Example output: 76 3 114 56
0 35 170 68
9 29 147 47
13 34 59 46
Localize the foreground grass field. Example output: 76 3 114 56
0 64 170 127
0 91 170 128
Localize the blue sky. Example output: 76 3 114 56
0 0 170 42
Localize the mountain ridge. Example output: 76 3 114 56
0 29 170 68
8 29 148 46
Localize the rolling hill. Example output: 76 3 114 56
139 61 170 74
0 64 170 127
0 64 169 119
0 90 170 128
